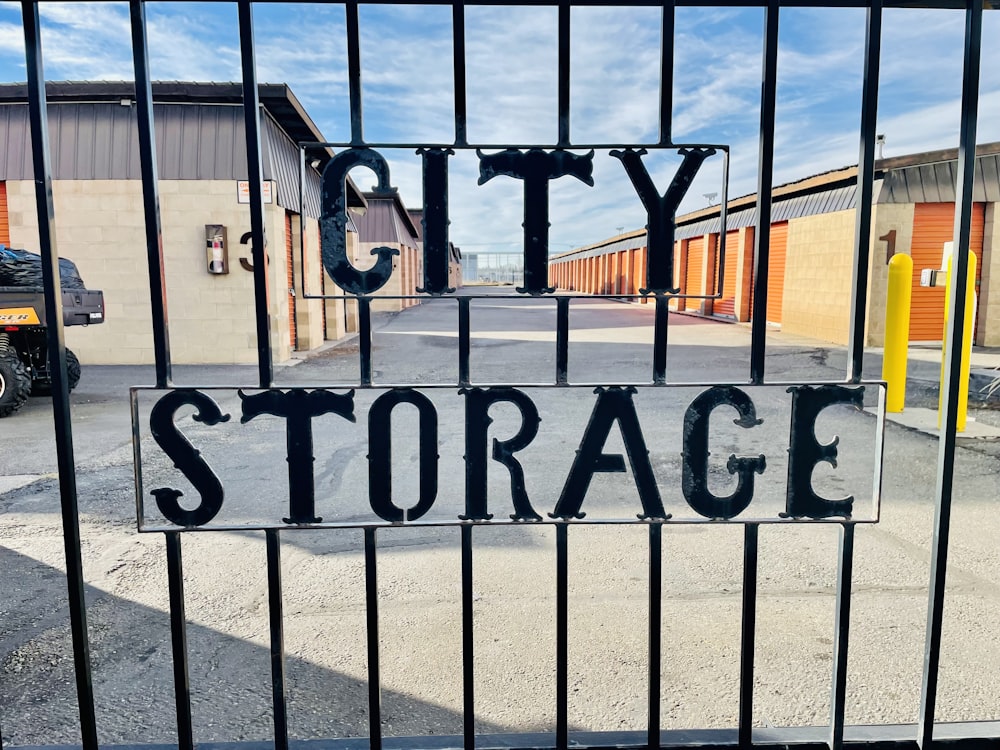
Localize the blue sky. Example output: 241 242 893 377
0 2 996 254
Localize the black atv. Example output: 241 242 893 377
0 248 104 417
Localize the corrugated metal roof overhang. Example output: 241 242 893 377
0 80 366 209
880 154 1000 203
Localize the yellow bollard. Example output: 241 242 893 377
938 251 977 432
882 253 913 412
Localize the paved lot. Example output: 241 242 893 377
2 288 1000 746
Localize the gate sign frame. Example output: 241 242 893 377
133 381 882 531
134 117 885 533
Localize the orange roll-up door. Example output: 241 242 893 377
685 237 705 311
715 230 740 318
633 248 643 294
0 182 9 246
909 202 985 341
285 211 296 349
765 222 787 324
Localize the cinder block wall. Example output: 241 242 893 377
293 214 331 352
780 209 857 345
865 203 915 348
7 179 299 365
979 203 1000 346
356 241 420 314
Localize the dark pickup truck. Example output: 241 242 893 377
0 285 105 417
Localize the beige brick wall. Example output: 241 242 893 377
781 209 857 345
735 226 754 322
6 178 305 365
866 203 915 347
979 203 1000 346
291 214 327 352
356 241 421 314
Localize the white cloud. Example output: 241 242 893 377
0 3 997 255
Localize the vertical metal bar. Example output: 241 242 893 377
131 390 147 525
364 528 383 750
653 296 668 384
346 0 364 145
129 0 171 388
557 1 570 147
919 4 982 748
298 147 309 300
166 532 194 750
459 296 471 386
237 0 273 388
452 3 467 147
556 523 569 750
749 2 779 385
829 524 855 750
720 150 730 237
647 523 662 750
556 297 569 385
20 7 98 748
461 525 475 750
716 151 731 298
846 1 882 384
266 530 289 750
359 297 373 386
739 523 759 746
658 2 675 145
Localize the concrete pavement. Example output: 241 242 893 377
3 288 1000 745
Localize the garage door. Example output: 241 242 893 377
909 202 985 341
685 236 705 311
766 222 788 324
715 230 740 318
633 248 644 298
285 211 296 350
0 182 9 246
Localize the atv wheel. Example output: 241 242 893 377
65 349 81 391
30 348 82 396
0 353 31 417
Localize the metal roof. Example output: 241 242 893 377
0 81 365 212
675 183 862 240
407 209 424 242
353 193 419 247
879 153 1000 203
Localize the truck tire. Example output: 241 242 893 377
30 348 81 396
0 353 31 417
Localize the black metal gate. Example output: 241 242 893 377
7 1 1000 749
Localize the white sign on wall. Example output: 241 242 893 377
237 180 273 204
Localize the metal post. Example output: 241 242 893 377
237 0 273 388
882 253 912 413
21 5 98 747
919 3 983 746
937 252 977 432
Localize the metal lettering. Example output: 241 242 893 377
610 147 716 294
320 148 400 294
551 386 667 520
782 384 865 519
416 147 455 295
460 387 542 522
681 386 766 520
149 390 231 527
239 389 357 524
477 148 595 295
367 389 439 522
